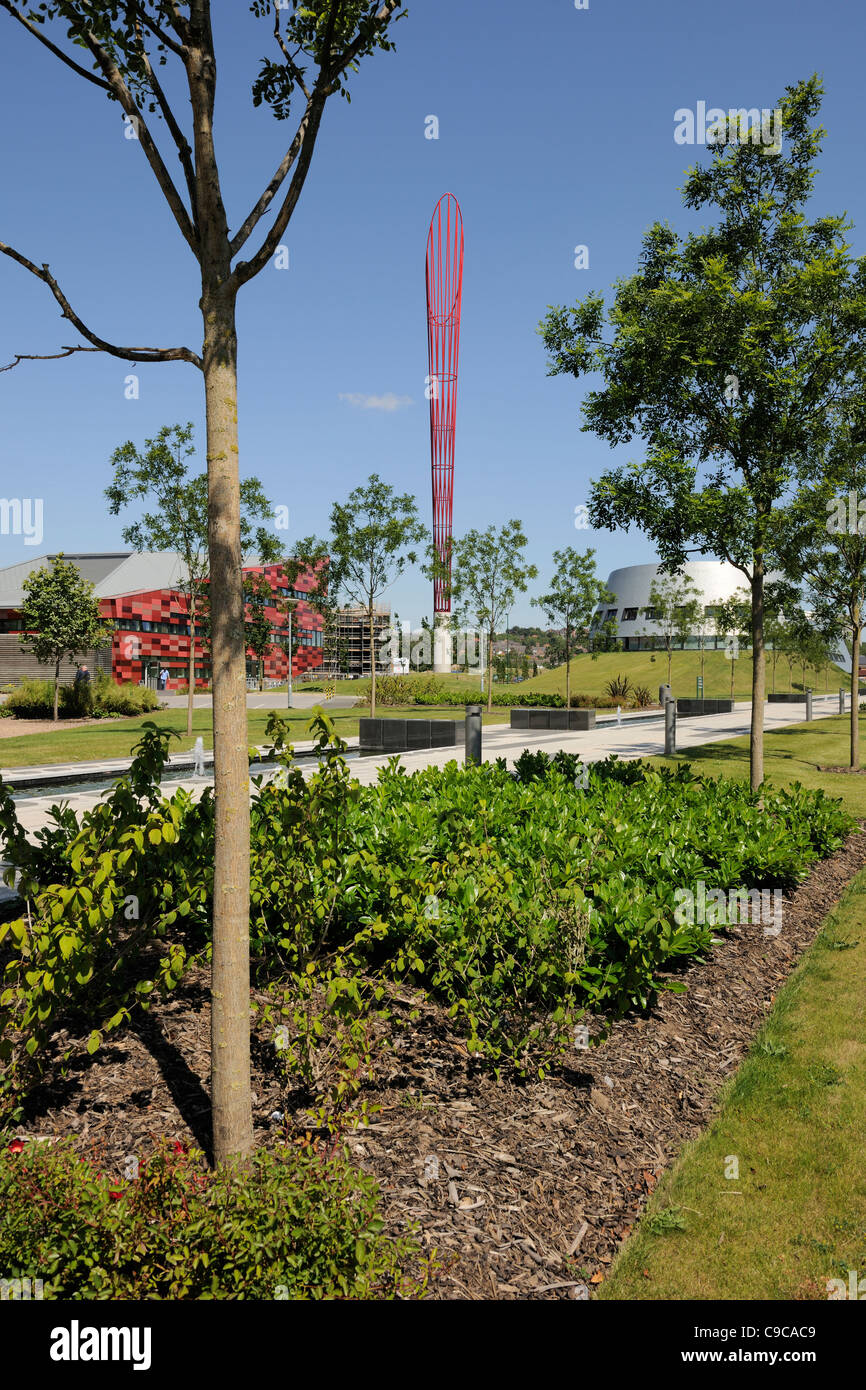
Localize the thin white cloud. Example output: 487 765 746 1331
338 391 413 412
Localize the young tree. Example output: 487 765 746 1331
539 76 866 792
713 590 752 701
532 547 611 708
780 407 866 766
19 555 112 720
645 572 702 686
106 422 281 732
451 521 538 713
1 1 406 1162
327 476 424 716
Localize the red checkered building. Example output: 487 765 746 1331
0 553 324 690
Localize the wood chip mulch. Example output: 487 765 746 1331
13 827 866 1301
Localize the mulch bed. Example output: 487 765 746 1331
13 827 866 1301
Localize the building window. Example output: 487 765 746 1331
622 607 638 622
605 610 618 622
643 607 659 620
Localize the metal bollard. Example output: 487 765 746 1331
805 688 813 721
839 687 846 715
465 704 482 766
664 697 676 756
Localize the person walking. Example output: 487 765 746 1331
158 667 169 691
73 663 92 715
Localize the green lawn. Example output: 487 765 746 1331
598 864 866 1301
651 712 866 818
511 648 847 703
0 704 509 768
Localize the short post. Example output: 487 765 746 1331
839 687 846 715
805 688 813 721
616 704 621 727
664 697 676 756
465 704 482 766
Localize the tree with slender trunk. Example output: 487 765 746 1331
532 547 611 708
780 405 866 768
106 423 280 731
713 591 751 701
327 476 424 717
646 573 702 687
18 555 112 720
450 521 538 714
0 0 405 1163
539 76 866 794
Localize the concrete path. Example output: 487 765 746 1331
1 695 850 840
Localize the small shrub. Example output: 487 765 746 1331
0 1139 421 1300
604 673 633 699
630 685 654 709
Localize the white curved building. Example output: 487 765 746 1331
591 560 749 651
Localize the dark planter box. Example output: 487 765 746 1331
768 693 806 703
509 707 596 731
431 719 463 747
359 717 462 753
676 698 734 716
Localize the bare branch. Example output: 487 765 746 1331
230 1 401 264
127 0 187 60
273 8 310 100
229 90 321 259
0 240 203 369
232 94 327 285
0 1 111 90
76 21 199 256
134 15 199 232
0 347 103 372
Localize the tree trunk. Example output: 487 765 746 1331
730 646 735 702
202 281 252 1165
565 630 571 709
487 625 494 713
851 612 860 771
187 591 196 738
53 657 60 722
667 643 672 684
750 559 766 794
369 600 376 717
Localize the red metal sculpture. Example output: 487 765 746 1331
425 193 463 661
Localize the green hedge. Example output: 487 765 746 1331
358 675 620 709
3 676 159 720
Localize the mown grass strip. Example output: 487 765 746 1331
598 864 866 1301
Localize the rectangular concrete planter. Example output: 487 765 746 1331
676 698 734 716
509 707 596 731
768 693 806 703
359 717 463 753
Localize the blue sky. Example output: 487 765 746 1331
1 0 864 626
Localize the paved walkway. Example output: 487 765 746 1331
1 695 850 840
